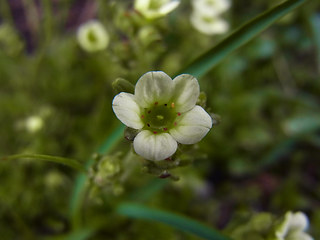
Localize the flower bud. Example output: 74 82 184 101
112 78 135 94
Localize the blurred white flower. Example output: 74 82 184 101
275 212 314 240
25 116 44 133
134 0 180 19
190 13 229 35
77 20 109 52
112 71 212 161
192 0 231 17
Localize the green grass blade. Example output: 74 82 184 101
1 154 86 172
117 203 232 240
180 0 309 78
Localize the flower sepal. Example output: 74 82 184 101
140 144 199 180
112 78 135 94
124 127 140 141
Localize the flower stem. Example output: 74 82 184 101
1 153 86 173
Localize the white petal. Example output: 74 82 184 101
133 130 177 161
112 92 144 129
289 212 309 231
276 212 292 238
287 232 314 240
134 71 173 108
159 1 180 15
192 0 230 17
190 13 229 35
169 106 212 144
172 74 200 112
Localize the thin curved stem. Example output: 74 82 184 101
1 154 86 173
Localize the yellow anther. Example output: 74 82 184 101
171 102 175 108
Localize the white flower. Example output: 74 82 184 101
192 0 231 17
112 71 212 161
190 13 229 35
275 212 314 240
25 116 44 133
77 20 109 52
134 0 180 19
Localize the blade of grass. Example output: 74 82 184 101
117 203 232 240
1 154 86 172
180 0 309 78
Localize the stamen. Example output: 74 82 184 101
171 102 175 108
164 104 167 106
141 115 145 119
174 122 177 126
154 102 158 105
177 112 181 116
148 110 151 114
157 115 164 120
163 128 168 131
153 131 158 134
147 123 150 127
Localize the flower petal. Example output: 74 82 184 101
191 0 230 17
159 1 180 15
133 130 177 161
172 74 200 112
289 212 309 231
190 13 229 35
134 71 173 108
169 106 212 144
112 92 144 129
276 212 292 238
287 232 314 240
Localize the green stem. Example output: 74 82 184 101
1 154 86 173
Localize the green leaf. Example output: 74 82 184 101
180 0 309 78
1 154 86 172
117 203 232 240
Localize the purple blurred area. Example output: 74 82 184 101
5 0 98 52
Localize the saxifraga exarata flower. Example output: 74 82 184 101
191 0 231 18
77 20 109 52
134 0 180 19
190 13 229 35
275 211 314 240
112 71 212 161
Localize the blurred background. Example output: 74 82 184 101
0 0 319 239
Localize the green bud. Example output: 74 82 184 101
112 78 135 94
250 213 273 232
93 155 121 187
197 91 207 108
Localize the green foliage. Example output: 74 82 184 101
0 0 319 239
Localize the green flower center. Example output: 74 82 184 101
141 102 181 134
87 30 97 43
149 0 167 10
